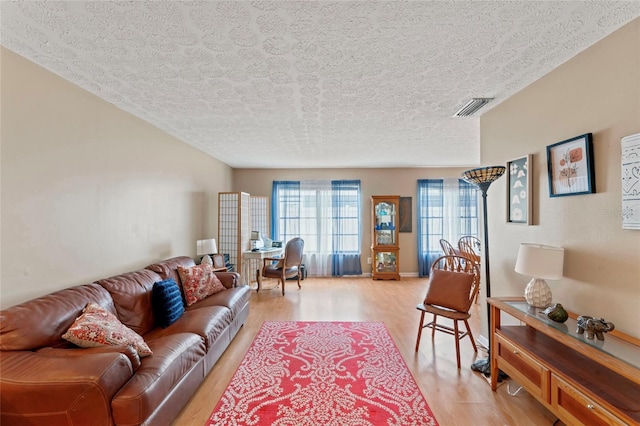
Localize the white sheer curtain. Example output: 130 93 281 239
442 178 465 244
300 180 332 276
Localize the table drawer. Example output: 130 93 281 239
551 374 627 426
496 334 550 403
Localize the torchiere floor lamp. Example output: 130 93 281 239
462 165 505 377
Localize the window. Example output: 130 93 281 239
417 179 478 276
272 180 362 276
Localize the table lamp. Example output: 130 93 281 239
515 243 564 308
196 238 217 257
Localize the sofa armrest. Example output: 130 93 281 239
0 349 135 425
37 345 142 371
213 271 241 289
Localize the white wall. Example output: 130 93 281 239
481 18 640 337
1 47 233 308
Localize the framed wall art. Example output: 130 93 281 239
546 133 595 197
506 154 532 224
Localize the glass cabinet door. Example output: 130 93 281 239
374 251 397 273
374 201 396 246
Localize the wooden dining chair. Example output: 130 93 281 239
415 255 481 369
439 238 457 256
457 239 481 303
458 236 481 254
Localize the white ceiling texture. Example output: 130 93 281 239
2 1 639 169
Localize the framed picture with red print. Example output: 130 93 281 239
547 133 595 197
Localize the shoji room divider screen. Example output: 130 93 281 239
218 192 251 276
250 196 269 241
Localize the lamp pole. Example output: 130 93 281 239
461 166 505 377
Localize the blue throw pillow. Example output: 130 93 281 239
152 279 185 328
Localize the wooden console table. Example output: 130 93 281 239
488 297 640 426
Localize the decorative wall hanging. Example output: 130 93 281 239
399 196 412 232
547 133 595 197
506 155 532 224
621 133 640 230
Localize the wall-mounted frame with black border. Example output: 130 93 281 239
506 154 532 225
547 133 595 197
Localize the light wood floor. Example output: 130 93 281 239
173 277 560 425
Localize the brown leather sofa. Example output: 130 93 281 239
0 256 250 426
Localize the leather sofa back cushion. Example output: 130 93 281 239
97 269 161 336
0 283 116 351
146 256 196 293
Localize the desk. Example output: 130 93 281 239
242 248 283 290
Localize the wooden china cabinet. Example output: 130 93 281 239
371 196 400 280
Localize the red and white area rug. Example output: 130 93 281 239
206 321 438 425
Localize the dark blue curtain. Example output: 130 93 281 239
331 180 362 276
417 180 443 277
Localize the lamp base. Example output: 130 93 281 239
524 278 552 308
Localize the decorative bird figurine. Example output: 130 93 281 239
543 303 569 323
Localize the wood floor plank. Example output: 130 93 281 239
172 277 561 425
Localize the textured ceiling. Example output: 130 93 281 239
2 1 639 169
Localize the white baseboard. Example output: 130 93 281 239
477 334 489 350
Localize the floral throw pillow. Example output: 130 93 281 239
62 302 153 357
177 263 226 306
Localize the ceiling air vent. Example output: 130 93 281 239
453 98 494 117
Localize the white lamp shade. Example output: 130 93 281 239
515 243 564 280
196 238 217 255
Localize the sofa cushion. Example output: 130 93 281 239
144 306 232 350
152 279 185 328
147 256 240 290
177 264 226 306
0 283 116 351
97 269 161 336
424 269 475 312
187 286 251 318
111 332 205 426
62 302 153 357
